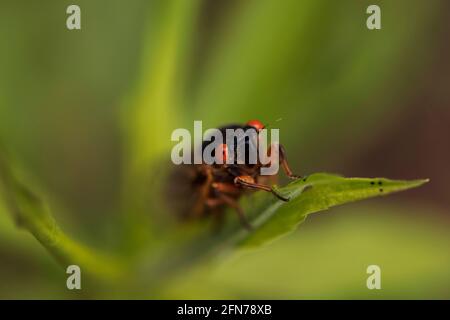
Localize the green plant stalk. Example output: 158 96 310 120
120 0 202 250
0 155 124 282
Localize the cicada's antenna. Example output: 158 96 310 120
264 117 283 130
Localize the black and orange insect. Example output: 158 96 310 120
166 119 300 230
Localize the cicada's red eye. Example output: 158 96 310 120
246 119 265 131
215 144 228 164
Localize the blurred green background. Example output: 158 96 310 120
0 0 449 299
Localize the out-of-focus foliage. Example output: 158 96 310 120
0 151 427 297
0 0 448 299
0 152 122 281
162 204 450 299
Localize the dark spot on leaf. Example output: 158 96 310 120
370 181 375 185
378 181 383 185
303 177 307 182
379 188 383 192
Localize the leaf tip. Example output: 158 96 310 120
410 178 430 187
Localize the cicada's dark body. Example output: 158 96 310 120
166 120 300 230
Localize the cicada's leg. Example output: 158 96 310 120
206 194 252 231
218 193 252 231
211 182 241 195
267 143 301 179
234 175 289 202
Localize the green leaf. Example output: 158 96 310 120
136 173 428 295
234 173 428 248
0 152 124 282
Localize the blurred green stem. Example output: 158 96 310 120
121 0 201 250
0 154 124 282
